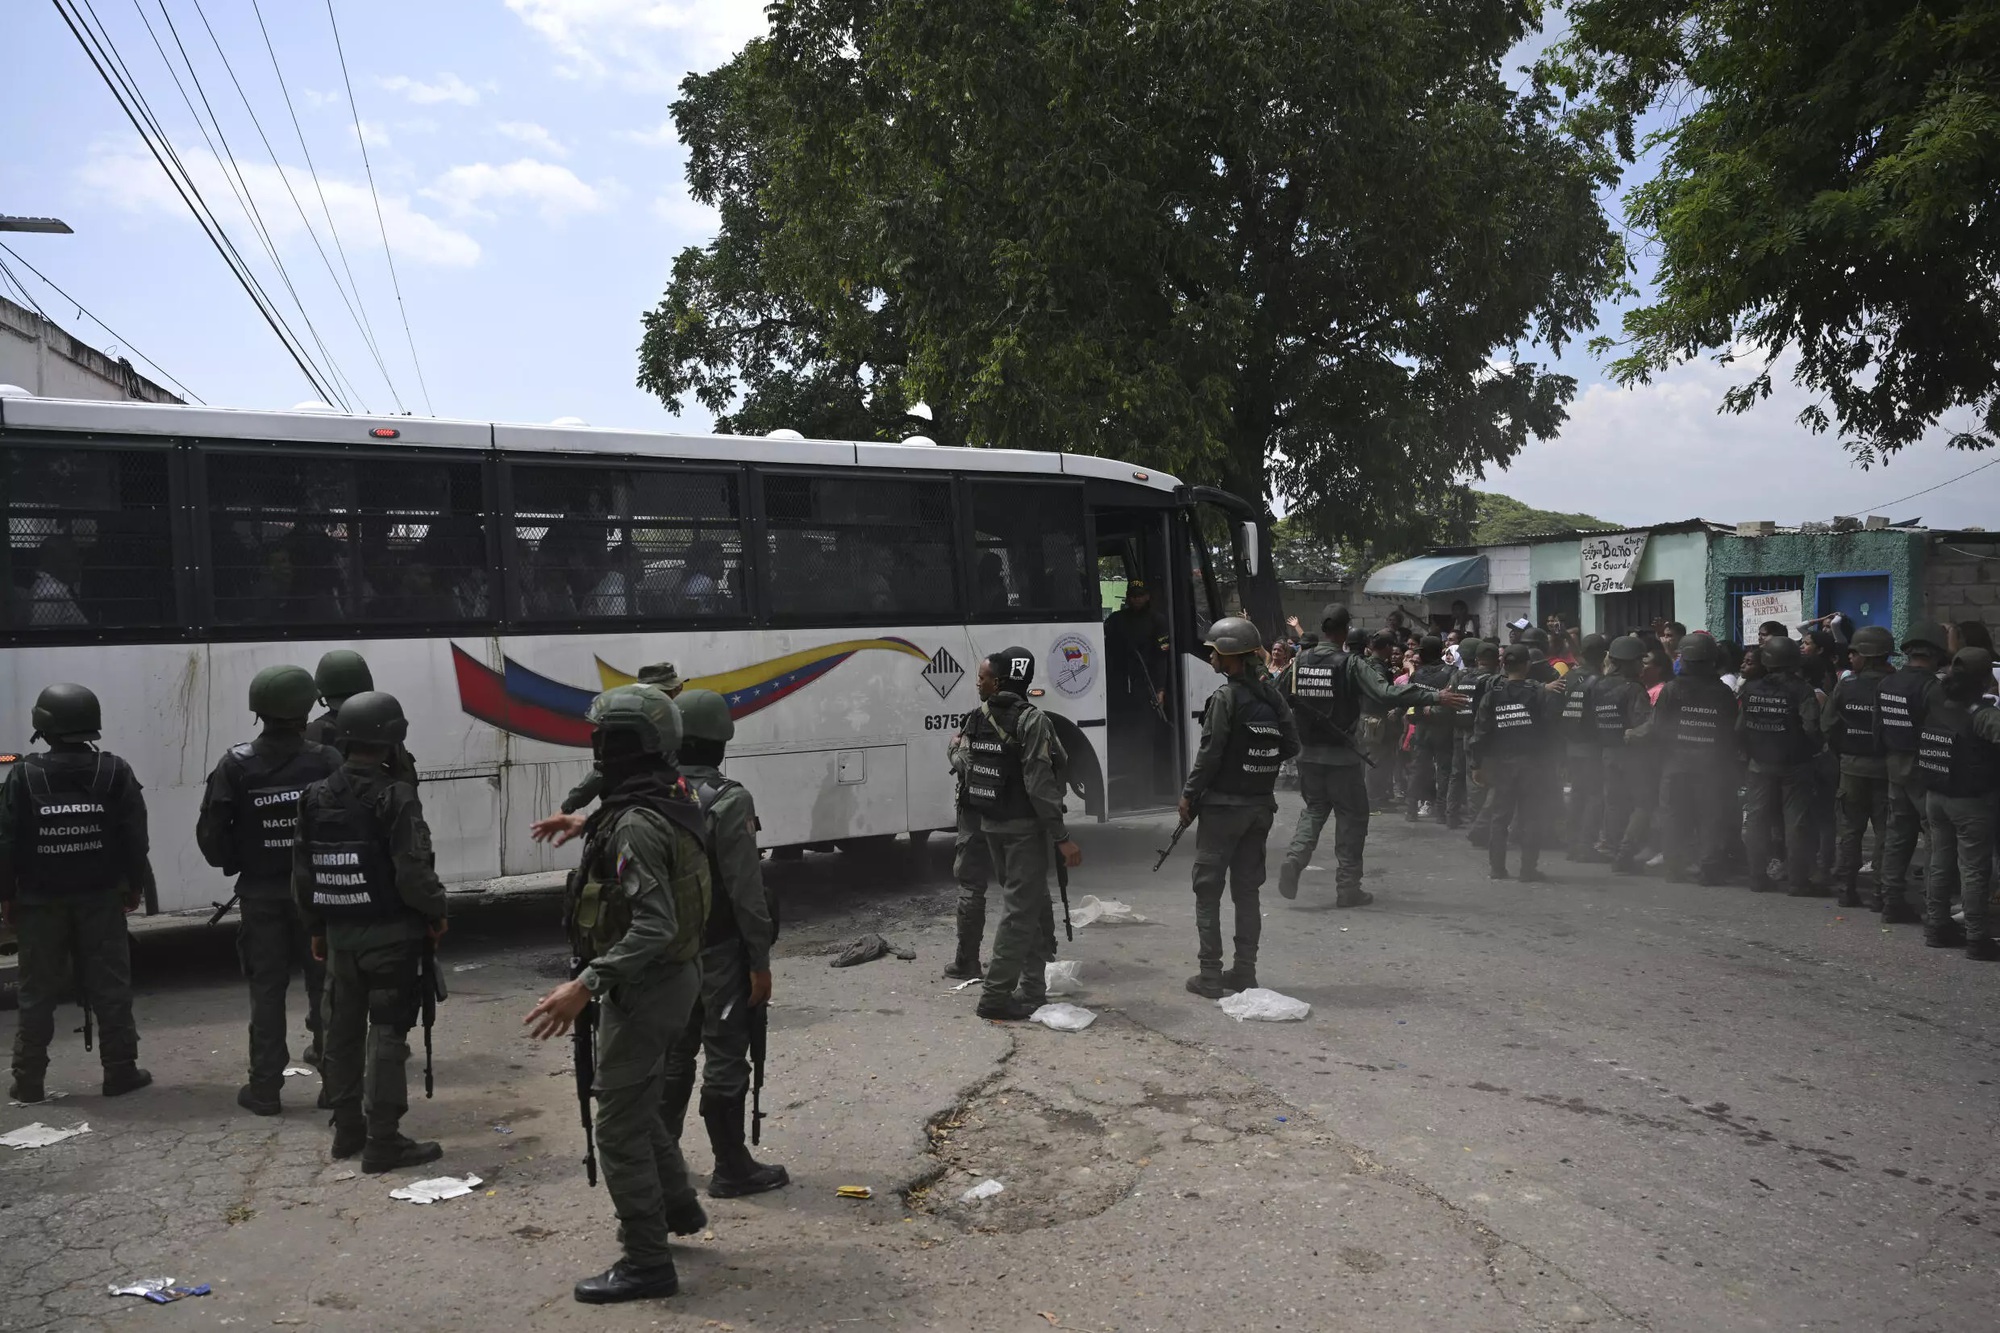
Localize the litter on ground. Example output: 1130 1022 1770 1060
1217 988 1312 1022
960 1178 1005 1202
1067 895 1146 928
1031 1003 1097 1032
108 1278 211 1303
6 1090 65 1107
836 1185 873 1199
451 963 486 972
830 934 917 967
1 1122 90 1150
281 1067 315 1078
388 1174 483 1204
1044 960 1083 994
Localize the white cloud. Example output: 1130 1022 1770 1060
378 72 481 106
496 121 569 158
651 189 717 235
425 158 608 223
506 0 768 87
1492 352 1997 529
622 120 679 148
77 137 481 268
351 119 393 150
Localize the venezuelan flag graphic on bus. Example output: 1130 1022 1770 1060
451 638 931 747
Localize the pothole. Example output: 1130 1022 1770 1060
909 1088 1143 1232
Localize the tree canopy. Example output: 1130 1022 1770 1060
1548 0 2000 461
1471 492 1616 544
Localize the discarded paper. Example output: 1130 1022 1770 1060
1044 960 1083 994
1 1122 90 1150
1217 988 1311 1022
948 977 981 993
281 1066 315 1078
836 1184 873 1199
1067 895 1146 928
960 1178 1005 1202
388 1173 483 1204
108 1277 210 1304
451 962 486 973
1030 1003 1097 1032
7 1090 65 1107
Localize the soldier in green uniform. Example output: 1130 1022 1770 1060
307 651 418 787
1820 626 1895 908
3 684 155 1103
294 691 448 1173
1278 606 1465 906
1917 648 2000 959
1587 636 1653 870
1872 623 1946 924
1183 617 1301 997
197 665 342 1114
1636 633 1739 883
1737 638 1824 894
659 688 788 1198
1441 638 1485 829
1557 635 1608 861
954 648 1080 1022
1403 637 1457 824
547 663 684 821
524 684 713 1303
1460 640 1502 847
1470 645 1558 880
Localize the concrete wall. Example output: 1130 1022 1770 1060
1703 530 1926 642
1526 530 1712 636
0 296 181 404
1923 535 2000 629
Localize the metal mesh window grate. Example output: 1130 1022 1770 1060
761 474 956 620
968 482 1091 617
1597 580 1677 636
509 465 744 621
204 452 487 625
3 446 175 631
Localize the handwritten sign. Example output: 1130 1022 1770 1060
1740 589 1805 646
1579 532 1649 594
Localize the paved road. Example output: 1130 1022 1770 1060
2 795 1995 1331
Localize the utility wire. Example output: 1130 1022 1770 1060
0 253 51 318
0 240 206 403
1868 455 2000 513
53 0 340 404
247 0 403 411
327 0 433 415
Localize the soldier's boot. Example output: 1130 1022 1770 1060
102 1064 152 1097
666 1197 709 1235
1276 861 1301 901
574 1258 680 1305
942 952 983 980
1925 920 1968 949
361 1133 443 1174
1218 963 1258 994
8 1070 45 1105
942 902 984 979
236 1082 283 1116
702 1093 790 1199
316 1083 336 1111
1518 851 1546 884
1966 937 2000 963
1881 895 1921 925
974 994 1037 1021
330 1118 367 1160
1335 887 1375 908
1836 875 1864 909
1185 966 1228 1000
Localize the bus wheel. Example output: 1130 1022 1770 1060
835 835 897 857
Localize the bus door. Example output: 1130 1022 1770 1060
1091 505 1182 815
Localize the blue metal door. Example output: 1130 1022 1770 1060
1816 573 1892 629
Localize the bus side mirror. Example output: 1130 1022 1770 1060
1238 521 1259 578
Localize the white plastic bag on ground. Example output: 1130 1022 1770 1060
1068 895 1146 928
1044 960 1083 994
389 1174 483 1204
1217 988 1311 1022
960 1178 1005 1202
0 1122 90 1150
1031 1003 1097 1032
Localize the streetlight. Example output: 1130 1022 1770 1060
0 217 73 233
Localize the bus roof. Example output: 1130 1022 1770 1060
0 393 1182 494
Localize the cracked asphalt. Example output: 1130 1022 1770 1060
4 793 1997 1331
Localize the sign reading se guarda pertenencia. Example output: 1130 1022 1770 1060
1578 532 1649 594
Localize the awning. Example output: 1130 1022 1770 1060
1362 554 1488 599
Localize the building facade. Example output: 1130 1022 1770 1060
0 295 182 404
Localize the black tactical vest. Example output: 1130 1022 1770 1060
1560 667 1600 747
1411 663 1455 735
1875 667 1932 754
962 696 1036 820
14 753 120 894
298 769 402 920
1740 676 1817 766
1833 672 1886 757
1916 701 2000 799
1453 667 1491 734
1285 646 1358 744
1661 677 1737 764
230 741 340 880
1589 674 1641 747
1481 678 1544 758
1210 678 1286 797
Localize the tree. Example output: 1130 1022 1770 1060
1549 0 2000 461
1471 492 1616 545
642 0 1624 629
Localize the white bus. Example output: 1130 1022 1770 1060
0 391 1262 915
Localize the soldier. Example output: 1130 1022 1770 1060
1872 624 1948 924
1184 617 1300 997
1471 645 1558 880
295 691 448 1173
954 649 1080 1022
1587 636 1653 870
2 684 155 1103
658 689 787 1198
1404 637 1457 824
944 747 995 981
1641 634 1740 883
1461 640 1503 847
1820 626 1895 908
1916 648 2000 960
1558 635 1609 860
1363 630 1404 811
197 666 342 1114
1441 638 1486 829
1737 638 1823 894
307 651 418 787
524 685 713 1303
550 663 684 820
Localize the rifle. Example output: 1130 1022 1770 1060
1053 841 1074 941
419 937 446 1098
75 949 93 1052
1153 806 1195 872
206 893 239 927
571 957 599 1185
748 1000 769 1148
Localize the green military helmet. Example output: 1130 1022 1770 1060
1849 625 1894 658
314 649 374 707
1607 634 1647 663
675 687 734 744
1899 622 1948 656
248 664 319 720
1761 636 1801 670
334 690 408 746
1458 637 1485 661
1677 633 1720 665
636 661 680 691
31 682 101 742
1203 615 1262 656
586 684 682 756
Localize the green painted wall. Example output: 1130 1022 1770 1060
1527 530 1713 635
1703 530 1926 643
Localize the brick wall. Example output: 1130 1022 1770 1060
1923 536 2000 627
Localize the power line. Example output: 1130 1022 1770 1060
247 0 403 411
0 240 206 403
327 0 432 416
53 0 341 404
0 252 51 319
1868 455 2000 513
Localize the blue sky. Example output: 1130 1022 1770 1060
3 1 1990 527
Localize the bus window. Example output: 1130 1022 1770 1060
966 482 1092 618
203 451 487 625
760 474 955 621
3 445 175 632
508 464 745 622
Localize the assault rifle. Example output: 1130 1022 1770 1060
419 937 446 1098
1053 841 1074 940
75 950 93 1052
206 893 239 927
748 1001 769 1147
571 957 599 1185
1153 803 1195 872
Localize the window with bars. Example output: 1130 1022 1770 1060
968 482 1092 617
1596 580 1677 636
3 445 175 631
507 464 745 622
761 474 956 621
203 451 487 626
